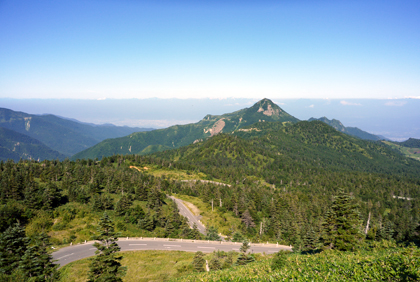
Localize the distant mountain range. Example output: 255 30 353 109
0 108 153 158
308 117 388 141
1 99 418 162
71 99 299 160
0 127 66 162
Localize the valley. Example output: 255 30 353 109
0 99 419 281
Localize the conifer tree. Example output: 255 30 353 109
114 194 132 216
0 223 28 275
302 228 319 252
205 226 221 241
192 251 206 272
232 231 244 242
321 189 363 251
88 213 126 282
18 233 59 281
190 223 202 240
209 256 222 271
235 240 255 265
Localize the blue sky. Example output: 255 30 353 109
1 0 419 100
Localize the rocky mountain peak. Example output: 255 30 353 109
254 98 282 117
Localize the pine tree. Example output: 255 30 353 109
321 189 363 251
192 251 206 272
376 220 394 241
114 194 132 216
88 213 126 282
190 223 202 240
209 256 222 271
18 233 59 281
232 231 244 242
139 214 154 231
235 240 255 265
302 228 319 252
205 226 221 241
0 223 29 275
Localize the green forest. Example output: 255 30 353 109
1 119 419 281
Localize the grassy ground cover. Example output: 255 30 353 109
59 250 205 282
171 242 420 282
126 162 210 180
382 141 420 162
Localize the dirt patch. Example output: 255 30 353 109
257 104 280 116
237 128 261 132
204 118 225 136
182 200 201 217
129 166 149 172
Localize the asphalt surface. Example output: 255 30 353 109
168 195 207 235
53 238 291 266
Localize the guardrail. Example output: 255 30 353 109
73 237 292 250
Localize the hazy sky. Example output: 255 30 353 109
1 0 419 100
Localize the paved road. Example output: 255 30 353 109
168 195 207 235
53 238 291 266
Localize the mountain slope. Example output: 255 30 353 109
71 98 299 160
0 108 153 156
394 138 420 148
0 127 66 161
154 120 420 182
309 117 385 141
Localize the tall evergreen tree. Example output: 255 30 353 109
18 233 59 281
192 251 206 272
235 240 255 265
205 226 221 241
0 223 28 275
88 213 126 282
321 189 363 251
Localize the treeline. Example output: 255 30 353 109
0 156 202 246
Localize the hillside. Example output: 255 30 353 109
156 120 420 181
149 119 420 247
71 98 299 160
0 127 66 162
0 108 153 156
309 117 385 141
395 137 420 148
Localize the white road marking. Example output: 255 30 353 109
129 244 147 246
57 253 74 260
163 245 181 247
232 248 239 251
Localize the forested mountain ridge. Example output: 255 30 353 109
394 137 420 148
155 120 420 181
309 117 386 141
149 120 420 247
71 98 299 160
0 127 66 162
0 108 153 156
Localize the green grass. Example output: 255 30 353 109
174 194 242 237
126 161 210 180
59 250 196 282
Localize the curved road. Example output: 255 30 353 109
54 196 292 267
53 238 291 266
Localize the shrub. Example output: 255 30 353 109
271 250 289 271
